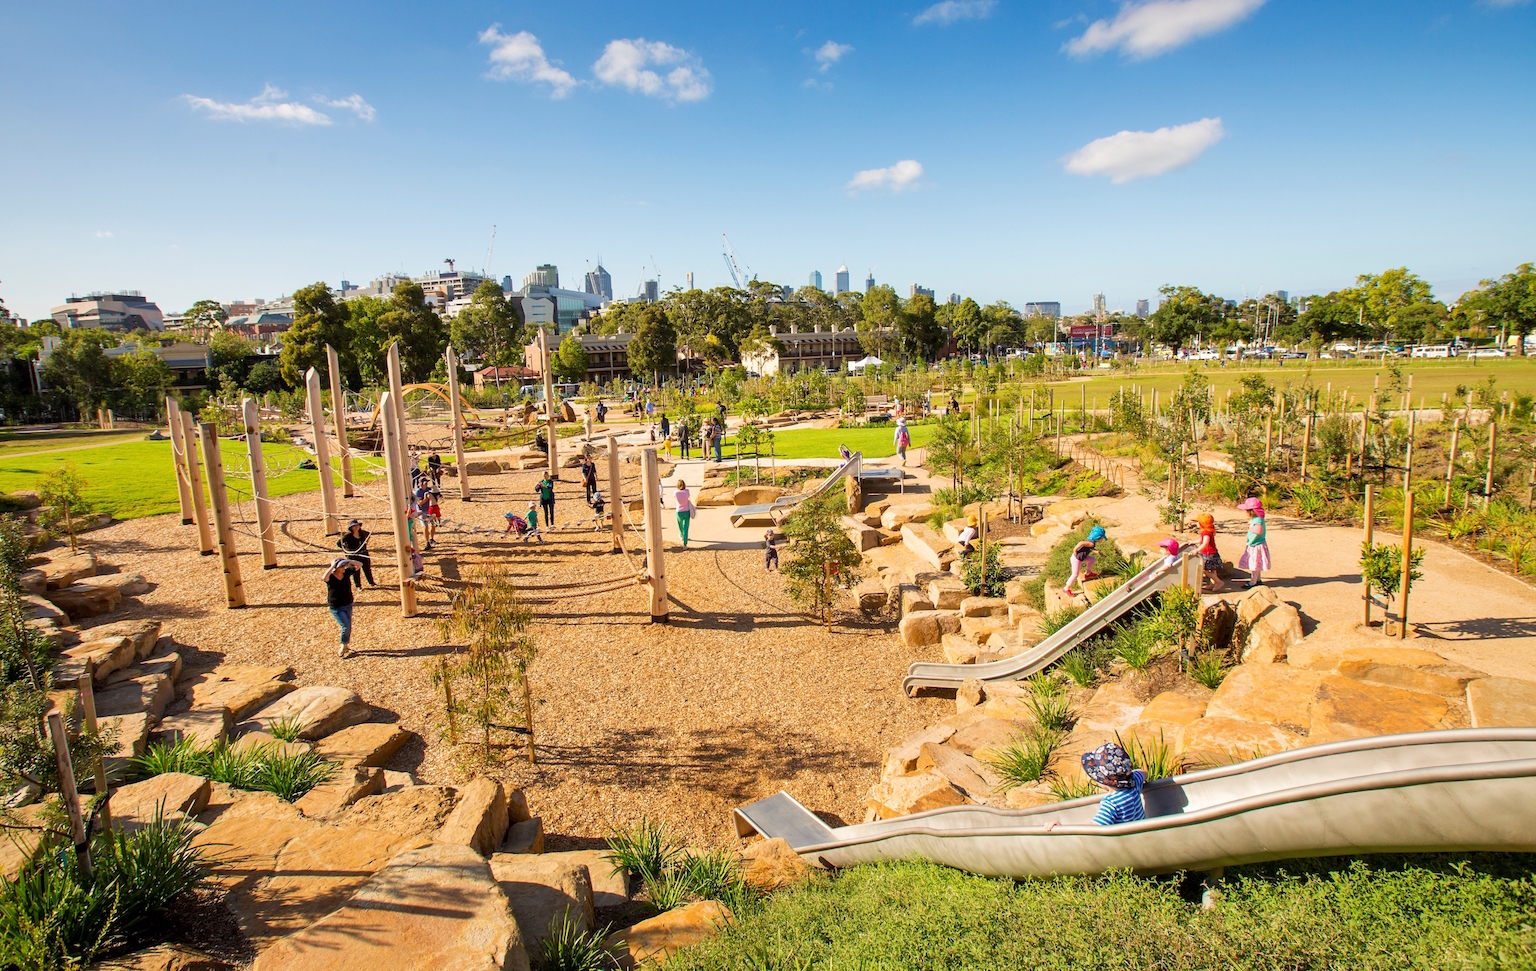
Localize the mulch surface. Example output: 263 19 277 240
86 463 944 848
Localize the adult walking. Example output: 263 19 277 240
677 418 691 459
337 519 374 586
325 557 363 658
674 478 694 548
581 456 598 504
536 471 557 530
713 418 725 462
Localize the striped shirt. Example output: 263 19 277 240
1093 771 1147 826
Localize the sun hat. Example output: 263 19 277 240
1197 513 1214 530
1237 497 1265 514
1081 741 1138 790
967 514 978 526
347 519 362 529
329 556 351 573
528 500 537 509
1157 538 1181 557
1086 526 1107 542
504 511 515 518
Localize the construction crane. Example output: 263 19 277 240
484 225 496 277
722 234 748 290
444 258 456 274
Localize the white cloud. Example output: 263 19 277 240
1067 0 1266 58
94 231 112 238
181 84 333 124
913 0 997 26
479 26 579 98
593 38 712 101
313 93 376 122
814 41 853 71
847 159 923 193
1061 117 1225 183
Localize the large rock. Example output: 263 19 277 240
100 712 153 779
897 584 934 616
51 635 135 687
106 652 182 688
865 771 968 818
93 944 231 970
958 596 1007 619
1075 683 1147 734
244 686 371 741
1307 675 1449 744
43 582 120 620
898 609 961 648
1176 717 1305 765
1467 677 1536 728
86 619 163 661
1334 647 1488 699
436 777 510 857
78 572 150 597
490 854 596 953
503 817 545 854
854 576 889 613
902 523 954 571
927 576 969 610
293 765 384 820
107 772 211 828
1139 690 1210 727
915 741 999 801
251 843 528 971
605 901 731 969
542 849 630 908
880 502 937 530
342 786 459 841
731 485 788 505
955 678 986 713
1044 496 1114 522
1198 600 1237 654
946 717 1018 761
153 708 233 749
885 723 957 776
37 550 97 589
314 722 413 766
1241 598 1304 664
1204 664 1321 736
845 522 883 553
740 838 811 892
94 673 173 721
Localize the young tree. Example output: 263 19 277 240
38 462 93 552
551 334 589 383
780 494 862 628
927 412 977 496
436 562 539 766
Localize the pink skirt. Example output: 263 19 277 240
1238 542 1271 573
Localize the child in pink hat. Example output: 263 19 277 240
1236 497 1269 588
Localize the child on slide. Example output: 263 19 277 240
1062 526 1105 597
1041 741 1146 830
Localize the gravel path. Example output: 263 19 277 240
83 465 944 849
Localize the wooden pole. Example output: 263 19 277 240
1264 412 1273 475
77 666 110 830
444 344 470 501
47 710 90 881
180 412 214 555
640 448 668 623
1362 484 1375 629
607 434 624 553
387 343 412 492
1403 409 1416 494
1399 491 1415 640
199 422 246 608
306 368 340 535
242 398 278 569
326 345 353 498
539 329 559 479
379 392 417 617
1300 409 1312 482
1484 421 1498 510
106 409 114 430
166 396 193 524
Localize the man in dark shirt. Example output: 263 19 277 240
325 557 363 658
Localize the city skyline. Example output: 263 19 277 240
2 1 1533 321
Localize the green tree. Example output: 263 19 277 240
943 298 985 353
207 330 254 392
779 494 863 628
280 283 351 387
551 334 589 383
1149 286 1223 349
183 299 228 331
898 292 945 362
1460 263 1536 356
40 329 117 417
627 305 677 384
859 285 902 361
435 562 538 765
38 462 93 552
111 348 173 413
244 360 284 394
379 282 448 383
1295 291 1366 347
1354 267 1436 339
347 294 390 385
451 280 522 367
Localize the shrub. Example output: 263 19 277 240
984 723 1064 791
1058 650 1098 688
37 462 94 553
1039 605 1083 637
603 820 752 915
1116 730 1184 781
779 493 863 628
133 739 335 802
1026 692 1074 734
961 543 1006 598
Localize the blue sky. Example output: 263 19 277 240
2 0 1534 321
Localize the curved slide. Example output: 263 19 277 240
733 729 1536 878
903 545 1191 695
730 450 863 527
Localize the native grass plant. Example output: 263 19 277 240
1109 620 1159 671
37 461 94 553
984 722 1066 792
1039 604 1084 638
960 542 1007 598
1048 775 1103 803
131 739 335 801
0 812 206 970
1017 576 1047 611
435 561 539 766
779 493 862 629
1115 730 1185 782
1188 651 1231 690
603 819 755 916
1026 671 1064 699
1058 647 1100 688
265 716 307 743
540 911 618 971
1026 693 1075 735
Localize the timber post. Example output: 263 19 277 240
379 392 418 618
305 368 340 535
641 448 667 623
166 396 193 524
181 412 214 555
199 421 246 608
242 398 278 569
444 344 471 501
607 434 624 553
326 345 354 498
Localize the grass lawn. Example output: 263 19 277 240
0 435 379 521
722 422 936 461
0 429 145 456
671 856 1536 970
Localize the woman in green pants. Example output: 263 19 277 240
674 478 693 548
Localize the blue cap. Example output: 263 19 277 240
1087 526 1106 542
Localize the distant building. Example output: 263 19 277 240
471 365 540 391
809 270 822 290
1092 293 1107 321
865 273 875 293
51 292 164 332
834 266 850 296
416 269 489 312
910 284 934 300
223 299 263 318
1273 290 1289 306
584 265 613 300
948 294 961 305
226 310 293 339
686 272 694 290
1024 302 1061 319
643 280 659 303
524 264 559 289
103 340 211 389
1135 299 1149 319
740 322 869 377
524 332 638 384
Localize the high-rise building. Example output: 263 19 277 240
1272 290 1289 305
51 292 165 332
1023 302 1061 319
1092 293 1107 321
583 265 613 300
910 284 934 300
834 265 850 296
948 293 961 305
1135 299 1149 319
865 272 875 293
809 270 822 291
686 272 694 290
643 280 659 303
524 264 559 289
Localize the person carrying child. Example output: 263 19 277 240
1236 497 1270 588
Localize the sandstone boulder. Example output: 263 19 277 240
95 674 173 721
94 944 231 970
244 685 371 740
1334 647 1488 699
37 550 97 589
854 577 889 613
79 572 150 597
884 723 957 776
105 652 182 687
542 849 630 908
898 609 960 648
43 582 120 620
946 716 1019 762
294 765 385 819
927 576 969 610
740 838 811 892
88 619 163 660
1197 599 1237 654
1175 717 1304 765
1467 677 1536 728
154 708 233 749
1241 598 1304 664
101 712 153 779
865 771 968 818
902 522 954 571
503 817 545 854
1139 690 1210 727
958 596 1007 619
107 772 211 829
881 502 937 530
342 786 459 841
314 722 413 767
605 901 731 969
51 635 135 687
1235 584 1283 627
1204 664 1321 736
251 844 528 971
1307 675 1449 744
490 854 596 953
897 584 934 616
732 485 788 505
436 777 510 856
916 742 999 801
956 678 985 713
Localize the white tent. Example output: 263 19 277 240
848 356 883 372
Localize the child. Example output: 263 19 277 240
955 514 978 556
591 489 606 531
523 500 544 543
764 529 780 571
674 479 693 548
1083 741 1147 825
1195 513 1225 592
1236 497 1270 588
1062 526 1105 597
1156 537 1182 568
424 489 442 550
503 511 528 538
894 417 911 467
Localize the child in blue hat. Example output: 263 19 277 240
1063 525 1106 597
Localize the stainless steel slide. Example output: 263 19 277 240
734 729 1536 878
903 546 1188 695
730 451 863 526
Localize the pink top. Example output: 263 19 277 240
675 488 693 512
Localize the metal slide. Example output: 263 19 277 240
902 546 1189 695
734 729 1536 878
729 451 863 527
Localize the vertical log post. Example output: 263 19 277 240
1264 413 1273 475
1362 484 1375 628
77 665 110 831
181 412 214 555
199 422 246 608
607 434 623 553
242 398 278 569
444 345 471 501
1399 491 1415 640
1300 409 1312 482
1403 409 1416 494
641 448 668 623
47 710 90 881
107 409 114 430
326 345 354 498
379 392 417 617
1445 416 1462 508
539 329 559 479
166 396 193 524
1484 422 1498 510
305 368 340 535
387 343 412 492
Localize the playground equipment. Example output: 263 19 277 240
729 451 903 527
902 546 1192 696
734 728 1536 879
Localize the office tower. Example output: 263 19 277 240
643 280 659 303
835 265 850 295
948 293 960 305
1135 299 1149 319
910 284 934 299
809 270 822 290
1092 293 1107 320
583 264 613 300
524 264 559 289
686 272 694 290
865 272 875 293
